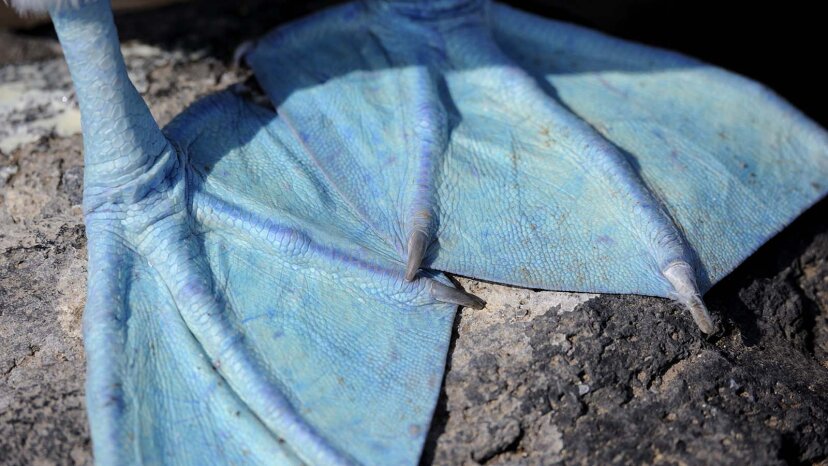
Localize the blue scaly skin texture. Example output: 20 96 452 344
37 0 828 464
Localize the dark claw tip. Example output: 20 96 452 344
429 281 486 309
405 230 429 282
467 294 487 310
689 300 717 335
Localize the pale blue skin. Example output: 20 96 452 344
46 0 828 464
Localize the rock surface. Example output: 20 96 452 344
1 2 827 465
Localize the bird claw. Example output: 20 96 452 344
430 280 486 309
233 40 255 69
405 230 428 281
663 261 717 334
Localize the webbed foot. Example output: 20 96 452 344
241 0 807 335
49 1 468 464
38 0 827 464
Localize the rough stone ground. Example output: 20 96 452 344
1 2 827 465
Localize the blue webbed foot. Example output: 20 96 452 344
44 1 475 464
240 1 827 335
32 0 828 464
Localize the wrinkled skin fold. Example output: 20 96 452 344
25 0 828 464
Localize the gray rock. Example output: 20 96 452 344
425 251 828 465
1 3 826 465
